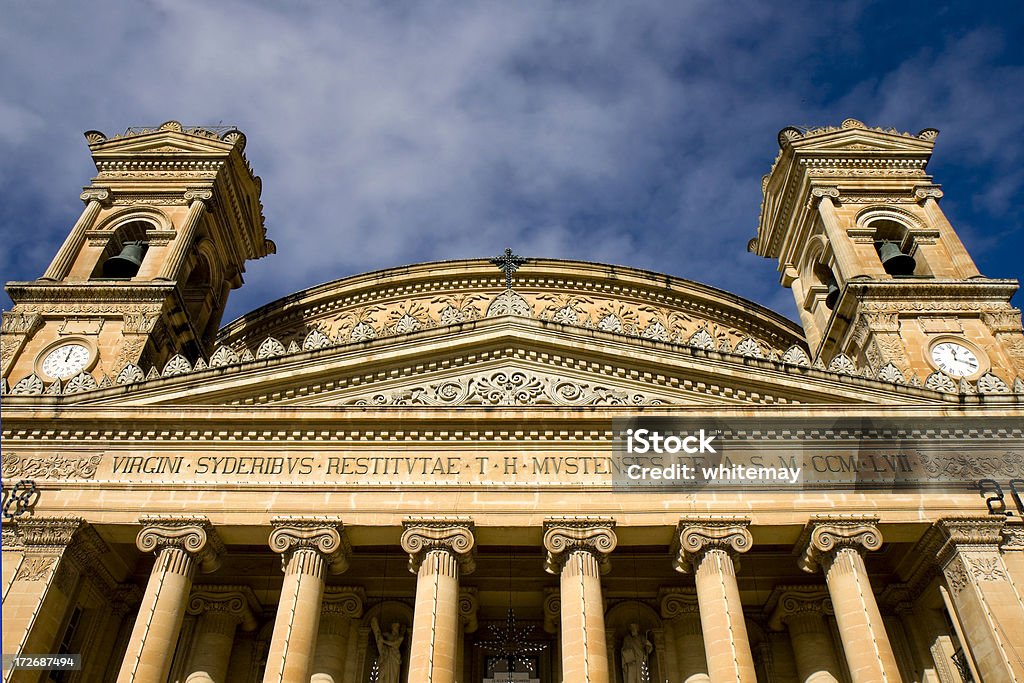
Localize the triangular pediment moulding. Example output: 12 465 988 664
5 302 1018 405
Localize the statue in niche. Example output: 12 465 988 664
371 617 405 683
621 622 653 683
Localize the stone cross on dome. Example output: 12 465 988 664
490 248 529 290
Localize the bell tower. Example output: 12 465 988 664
1 121 275 387
751 119 1024 384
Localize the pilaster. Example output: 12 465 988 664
766 586 841 683
933 517 1024 682
184 586 260 683
660 588 709 683
310 587 363 683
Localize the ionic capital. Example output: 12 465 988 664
797 515 882 573
673 516 752 573
659 587 699 620
80 188 112 205
459 587 480 633
914 185 944 202
401 517 476 574
187 585 260 631
268 516 350 574
322 586 365 619
809 185 841 206
136 515 225 573
542 516 616 574
16 516 83 551
183 188 213 206
766 586 833 631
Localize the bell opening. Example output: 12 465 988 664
877 240 917 277
102 241 149 278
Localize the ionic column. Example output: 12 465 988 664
263 517 350 683
401 517 476 683
798 515 900 682
660 589 710 683
543 516 617 683
117 516 225 683
310 587 364 683
768 588 842 683
183 587 259 683
42 188 111 280
810 186 864 283
915 187 981 278
934 517 1024 682
674 517 756 683
157 189 212 280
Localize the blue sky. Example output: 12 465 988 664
1 0 1022 325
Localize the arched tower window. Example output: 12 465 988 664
864 216 932 277
91 219 151 279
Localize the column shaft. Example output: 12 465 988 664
785 612 842 683
185 611 238 683
310 617 349 683
823 549 901 682
117 547 196 683
672 616 710 683
407 550 461 683
693 549 756 683
263 549 326 683
42 192 108 280
815 193 863 282
559 550 610 683
158 196 207 280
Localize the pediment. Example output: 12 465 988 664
790 126 935 155
89 127 236 157
53 316 948 409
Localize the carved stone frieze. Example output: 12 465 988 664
136 515 225 573
347 368 663 407
16 516 83 550
673 516 752 573
543 516 617 574
797 515 882 573
400 517 476 574
268 516 350 574
2 311 44 336
2 453 103 480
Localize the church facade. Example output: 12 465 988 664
2 119 1024 683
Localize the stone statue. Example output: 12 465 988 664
371 617 405 683
621 622 653 683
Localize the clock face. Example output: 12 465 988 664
40 343 92 380
930 341 980 377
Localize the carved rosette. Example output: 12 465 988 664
268 517 350 575
542 516 617 574
798 516 882 573
187 585 260 631
766 587 833 631
136 515 225 573
673 516 752 573
400 517 476 574
459 587 480 632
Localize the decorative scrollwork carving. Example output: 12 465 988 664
659 589 699 620
209 346 240 367
674 517 752 573
10 373 45 395
925 371 957 393
162 354 192 377
828 354 857 375
798 516 882 573
543 517 617 574
136 515 224 573
977 372 1009 394
486 289 532 317
268 517 350 574
3 454 102 480
400 518 476 574
64 372 98 394
256 337 286 359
